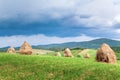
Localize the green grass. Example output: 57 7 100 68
47 49 82 57
0 50 120 80
116 52 120 59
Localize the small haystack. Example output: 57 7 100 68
7 46 16 53
84 53 90 58
96 43 116 63
19 41 32 55
64 48 73 57
54 52 61 57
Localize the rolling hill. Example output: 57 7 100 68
1 38 120 52
0 51 120 80
34 38 120 49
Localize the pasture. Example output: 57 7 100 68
0 49 120 80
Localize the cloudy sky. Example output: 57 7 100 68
1 0 120 47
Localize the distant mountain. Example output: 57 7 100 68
1 38 120 52
33 38 120 50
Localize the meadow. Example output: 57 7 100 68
0 49 120 80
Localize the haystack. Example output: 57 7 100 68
54 52 61 57
96 43 116 63
19 41 32 55
7 46 16 53
64 48 73 57
84 53 90 58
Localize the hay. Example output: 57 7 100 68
96 43 116 63
7 46 16 53
84 53 90 58
19 41 32 55
64 48 73 57
54 52 61 57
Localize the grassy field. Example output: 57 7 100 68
0 49 120 80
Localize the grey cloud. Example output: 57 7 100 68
0 0 120 27
0 34 97 48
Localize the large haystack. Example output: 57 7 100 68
54 52 61 57
84 53 90 58
64 48 73 57
7 46 16 53
96 43 116 63
19 41 32 55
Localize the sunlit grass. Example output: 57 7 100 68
0 50 120 80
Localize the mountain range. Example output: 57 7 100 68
1 38 120 52
33 38 120 49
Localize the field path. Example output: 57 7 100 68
32 49 54 55
78 49 90 55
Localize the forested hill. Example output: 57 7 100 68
33 38 120 49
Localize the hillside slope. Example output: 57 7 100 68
34 38 120 49
1 38 120 52
0 53 120 80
